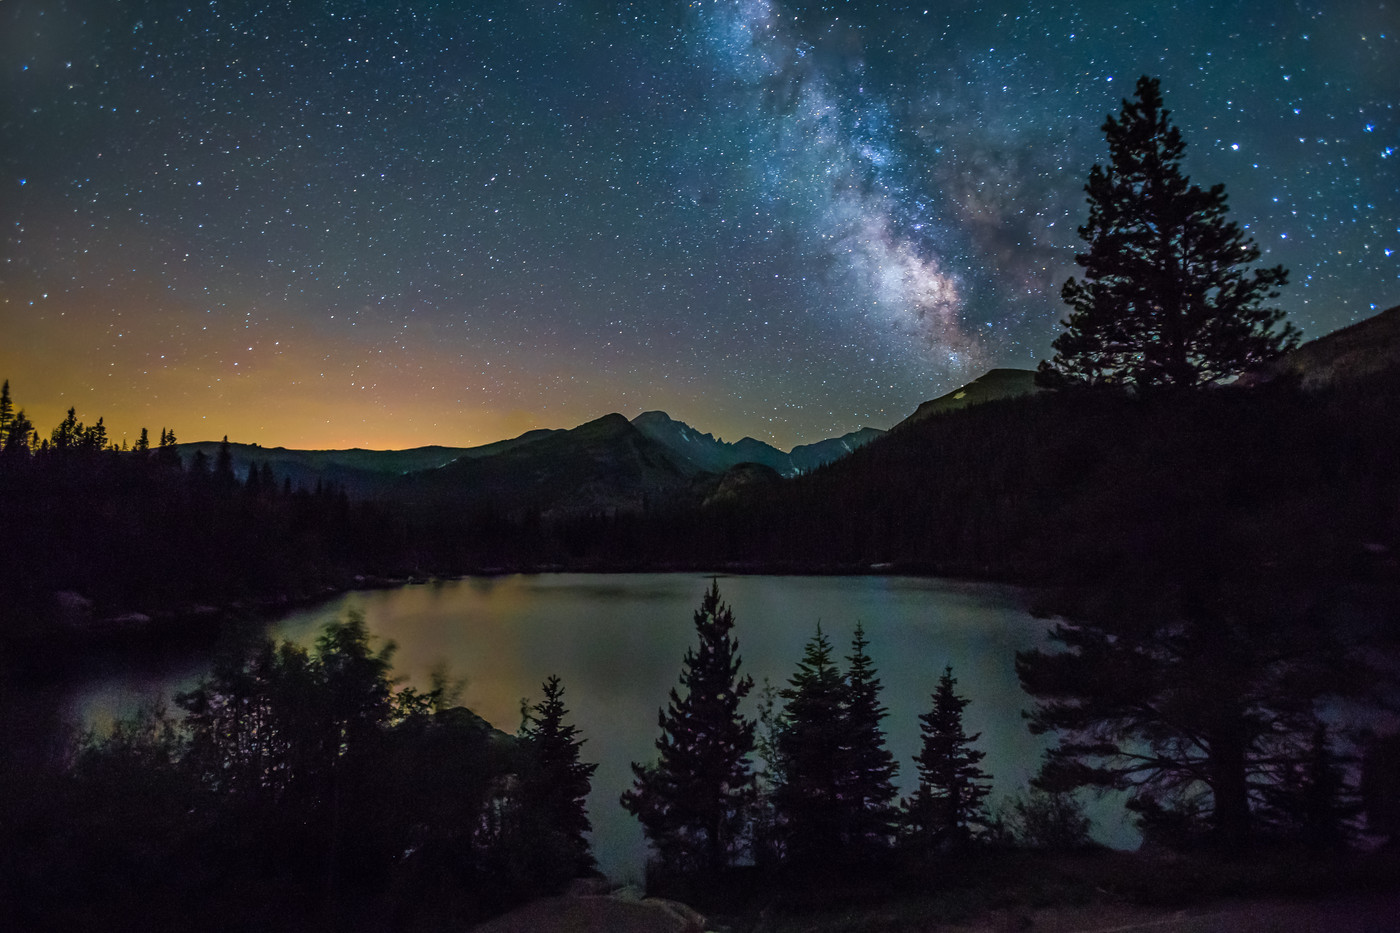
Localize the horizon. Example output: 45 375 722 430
161 401 901 454
3 1 1394 450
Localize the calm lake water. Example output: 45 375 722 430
71 574 1135 881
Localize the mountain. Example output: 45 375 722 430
630 411 885 477
390 413 697 519
179 408 881 502
1245 303 1400 389
788 427 888 474
629 411 757 475
896 368 1039 427
175 430 559 496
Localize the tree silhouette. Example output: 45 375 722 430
1039 76 1297 391
2 410 33 457
0 380 12 443
771 625 849 868
1016 598 1370 851
840 622 899 857
519 675 598 882
622 580 756 877
51 407 80 452
905 665 992 851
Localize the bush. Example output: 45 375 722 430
994 789 1092 851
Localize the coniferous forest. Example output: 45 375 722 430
3 76 1400 931
4 369 1399 928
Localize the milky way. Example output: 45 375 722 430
1 1 1395 448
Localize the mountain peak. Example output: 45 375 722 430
630 413 884 476
570 412 637 441
631 410 674 427
899 368 1039 427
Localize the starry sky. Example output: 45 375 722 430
2 1 1396 450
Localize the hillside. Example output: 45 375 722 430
390 413 697 520
174 430 559 496
1248 303 1400 388
541 308 1400 595
897 368 1039 426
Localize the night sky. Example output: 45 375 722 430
2 1 1396 450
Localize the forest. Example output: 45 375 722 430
3 76 1398 930
4 352 1400 930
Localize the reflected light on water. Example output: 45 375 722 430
70 574 1141 882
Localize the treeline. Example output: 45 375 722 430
621 583 1007 889
0 381 412 646
0 615 595 931
7 369 1397 633
621 583 1396 907
542 370 1400 592
5 582 1398 928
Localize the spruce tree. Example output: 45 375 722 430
0 380 12 444
214 435 236 489
51 407 80 451
906 665 992 851
1261 722 1358 852
841 622 899 856
1039 76 1297 391
83 416 108 452
519 675 598 880
155 427 181 468
2 410 33 456
621 580 755 877
1015 602 1368 852
771 625 850 867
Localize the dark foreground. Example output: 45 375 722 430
475 886 1400 933
471 848 1400 932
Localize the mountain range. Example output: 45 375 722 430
175 302 1398 522
176 405 894 514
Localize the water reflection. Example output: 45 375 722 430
267 573 1076 881
60 574 1138 880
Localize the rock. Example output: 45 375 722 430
566 875 614 897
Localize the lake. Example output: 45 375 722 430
70 573 1134 881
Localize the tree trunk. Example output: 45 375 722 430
1209 724 1251 851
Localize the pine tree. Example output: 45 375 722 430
840 622 898 856
771 624 850 867
1262 722 1359 852
1015 602 1368 852
51 407 81 451
1039 76 1297 391
134 427 150 453
0 380 12 444
519 675 598 880
906 665 992 851
82 416 108 452
214 435 236 489
2 409 33 456
155 427 181 468
621 580 755 877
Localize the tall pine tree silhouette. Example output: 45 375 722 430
772 625 849 868
1039 76 1296 391
519 674 598 882
622 580 755 877
841 623 898 857
0 380 12 443
906 665 992 851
